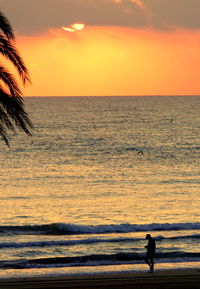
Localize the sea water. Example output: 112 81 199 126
0 95 199 278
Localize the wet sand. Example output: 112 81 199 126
0 269 199 289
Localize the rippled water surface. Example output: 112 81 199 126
0 96 199 277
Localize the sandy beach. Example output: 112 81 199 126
0 269 199 289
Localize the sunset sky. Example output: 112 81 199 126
1 0 200 96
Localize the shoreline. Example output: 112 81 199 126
0 261 200 280
0 268 199 288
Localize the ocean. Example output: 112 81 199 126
0 95 199 278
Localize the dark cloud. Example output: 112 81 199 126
0 0 148 35
1 0 200 35
145 0 200 30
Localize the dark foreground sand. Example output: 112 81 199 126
0 269 199 289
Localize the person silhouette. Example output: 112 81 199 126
145 234 156 272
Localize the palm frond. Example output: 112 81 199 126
0 11 15 40
0 34 31 85
0 65 22 98
0 98 16 131
0 122 10 147
0 87 33 139
0 10 33 146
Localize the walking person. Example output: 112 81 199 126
145 234 156 272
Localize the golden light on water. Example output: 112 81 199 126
62 23 85 32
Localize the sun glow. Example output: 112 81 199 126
62 23 85 32
72 23 85 31
16 26 200 96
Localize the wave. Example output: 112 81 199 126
0 234 200 249
1 251 200 270
0 222 200 236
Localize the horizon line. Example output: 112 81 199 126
23 94 200 98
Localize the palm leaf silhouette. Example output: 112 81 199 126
0 11 15 40
0 11 33 146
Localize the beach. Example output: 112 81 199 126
0 269 199 288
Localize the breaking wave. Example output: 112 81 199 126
0 222 200 236
1 251 200 269
0 234 200 249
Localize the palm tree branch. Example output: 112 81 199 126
0 87 33 137
0 10 33 146
0 104 16 131
0 121 10 146
0 11 15 40
0 34 31 85
0 65 22 97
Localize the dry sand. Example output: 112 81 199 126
0 269 199 289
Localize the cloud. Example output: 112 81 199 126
145 0 200 30
0 0 147 35
1 0 200 35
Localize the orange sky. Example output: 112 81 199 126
2 0 200 96
15 26 200 96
